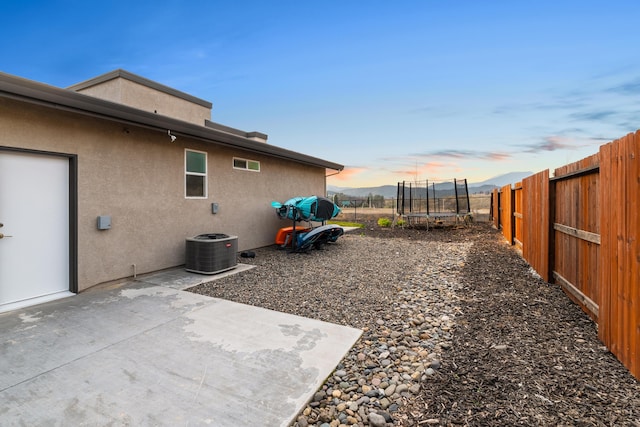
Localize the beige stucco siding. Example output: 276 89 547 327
0 98 326 291
74 78 212 125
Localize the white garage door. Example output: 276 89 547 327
0 151 73 313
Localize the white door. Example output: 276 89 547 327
0 151 73 312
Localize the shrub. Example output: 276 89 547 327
396 219 405 227
377 217 392 227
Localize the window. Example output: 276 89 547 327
185 149 207 198
233 157 260 172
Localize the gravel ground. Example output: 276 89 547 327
188 220 640 426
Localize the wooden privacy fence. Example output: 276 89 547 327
491 130 639 379
513 182 523 251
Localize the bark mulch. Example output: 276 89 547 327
358 218 640 426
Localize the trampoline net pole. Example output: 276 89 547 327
426 180 430 215
464 178 470 214
454 178 460 214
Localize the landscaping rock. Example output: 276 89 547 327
189 221 640 426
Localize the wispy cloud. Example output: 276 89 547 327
615 119 640 132
515 135 597 154
423 161 454 170
569 110 617 122
391 161 457 176
412 149 512 161
522 136 574 152
607 77 640 96
330 166 368 182
493 96 589 116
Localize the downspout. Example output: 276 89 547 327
325 168 343 197
325 168 343 178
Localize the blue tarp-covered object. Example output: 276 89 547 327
271 196 343 251
271 196 341 222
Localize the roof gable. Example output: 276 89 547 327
68 69 212 126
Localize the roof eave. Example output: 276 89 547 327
0 72 344 171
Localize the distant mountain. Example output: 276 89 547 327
473 171 533 187
327 171 533 198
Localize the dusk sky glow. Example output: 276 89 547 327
3 1 640 187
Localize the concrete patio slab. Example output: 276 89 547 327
134 264 256 290
0 280 361 426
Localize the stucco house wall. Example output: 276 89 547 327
68 69 212 126
0 71 340 292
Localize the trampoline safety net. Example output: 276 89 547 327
396 179 471 226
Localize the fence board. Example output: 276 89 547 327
522 170 550 281
491 188 500 228
514 182 523 251
553 271 599 318
599 130 640 378
500 184 513 244
598 140 613 356
498 130 640 379
630 132 639 378
552 154 600 321
553 223 600 244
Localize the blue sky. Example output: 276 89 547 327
3 1 640 187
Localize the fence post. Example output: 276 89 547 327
489 192 493 220
548 176 556 284
494 188 501 229
500 184 513 243
510 185 516 245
